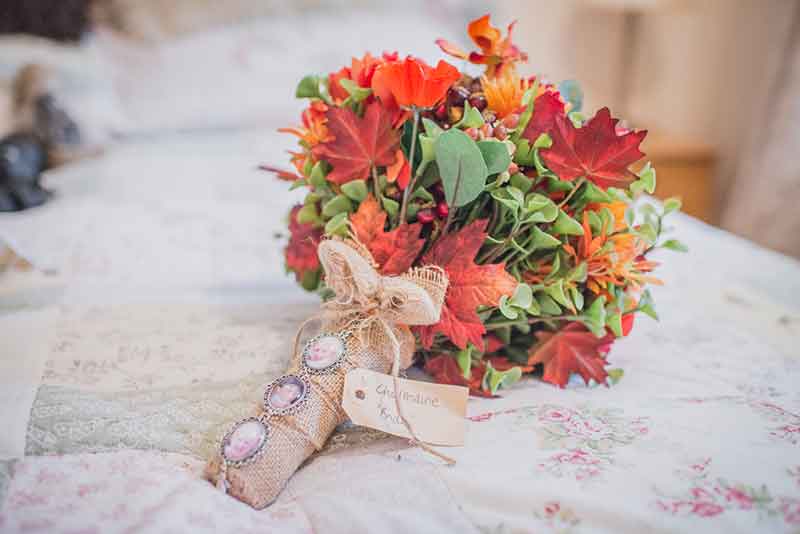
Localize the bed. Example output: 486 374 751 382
1 10 799 534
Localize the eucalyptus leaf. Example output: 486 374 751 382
477 140 512 175
663 197 682 214
544 280 572 309
296 203 321 226
499 295 519 320
456 346 472 379
661 239 689 252
422 118 444 138
531 227 562 249
510 173 533 193
536 293 562 315
338 78 372 102
382 196 399 218
436 129 488 208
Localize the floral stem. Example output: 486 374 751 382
484 316 572 330
398 108 420 225
558 178 586 208
371 165 380 197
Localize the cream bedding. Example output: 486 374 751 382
0 126 799 533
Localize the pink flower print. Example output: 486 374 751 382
724 488 754 509
781 498 800 525
543 502 561 517
566 416 612 440
692 502 724 517
539 406 574 423
690 458 711 474
690 487 713 501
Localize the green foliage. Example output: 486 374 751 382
435 129 488 207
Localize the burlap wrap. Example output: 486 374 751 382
206 238 448 509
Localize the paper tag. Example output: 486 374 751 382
342 368 468 446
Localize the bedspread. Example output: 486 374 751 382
1 129 799 533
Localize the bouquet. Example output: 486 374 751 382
265 14 686 396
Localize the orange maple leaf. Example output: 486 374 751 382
424 354 493 397
285 205 322 282
350 195 424 276
416 219 517 350
312 103 399 185
528 322 613 388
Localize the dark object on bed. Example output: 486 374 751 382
0 0 92 42
0 133 50 212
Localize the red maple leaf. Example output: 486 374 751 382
527 322 613 388
350 195 424 275
311 103 399 185
520 91 565 144
424 354 493 397
416 219 517 350
285 205 322 281
541 107 647 189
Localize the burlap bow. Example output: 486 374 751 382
301 238 454 463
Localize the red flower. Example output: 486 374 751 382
328 52 396 103
372 56 460 110
285 205 321 282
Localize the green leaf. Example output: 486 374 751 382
638 162 657 194
419 135 437 170
587 210 603 234
435 129 489 208
637 222 658 244
551 210 585 235
536 293 562 315
607 368 624 384
582 182 612 203
513 139 536 166
321 194 352 218
490 188 521 215
510 283 533 309
455 101 485 129
637 289 659 320
498 295 519 320
547 177 574 193
295 75 322 99
582 296 607 337
567 262 588 283
570 287 584 311
324 212 349 236
484 363 522 395
624 207 635 228
382 196 399 218
533 132 552 149
530 227 562 249
300 267 321 291
337 78 372 102
526 297 541 316
309 161 328 189
663 196 682 214
606 311 623 337
510 173 533 193
477 140 512 175
411 187 434 202
456 346 472 379
661 239 689 252
341 180 367 202
522 194 558 223
296 203 321 226
422 118 444 138
544 280 572 309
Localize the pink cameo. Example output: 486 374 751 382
223 420 267 463
268 376 306 410
304 335 345 370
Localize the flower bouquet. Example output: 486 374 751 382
266 13 686 396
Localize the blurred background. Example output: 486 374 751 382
0 0 797 277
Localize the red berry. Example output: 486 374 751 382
435 104 447 120
508 162 519 175
468 93 487 111
416 208 435 224
493 124 508 140
446 86 470 108
436 202 449 219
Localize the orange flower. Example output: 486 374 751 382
371 56 460 110
328 52 396 103
278 100 332 147
437 14 528 77
587 201 628 232
563 213 661 296
482 68 529 118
